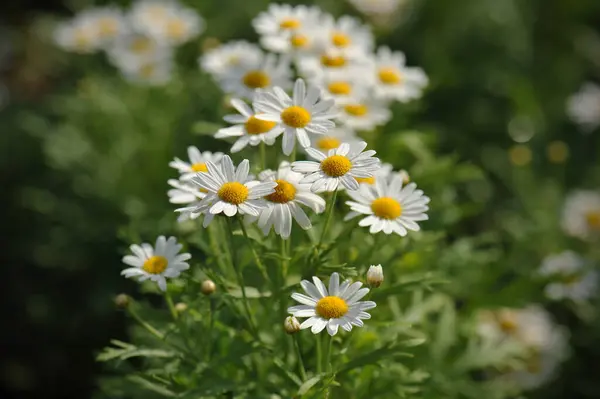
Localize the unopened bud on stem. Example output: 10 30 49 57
114 293 130 309
366 264 384 288
284 316 301 334
201 279 216 296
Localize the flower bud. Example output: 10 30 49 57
114 293 130 309
366 264 384 288
284 316 301 334
175 302 188 313
201 279 216 296
398 170 410 185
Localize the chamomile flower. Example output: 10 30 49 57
292 141 380 192
348 0 404 16
320 15 374 57
169 147 224 181
216 52 292 99
55 8 127 53
107 33 172 71
345 173 429 235
309 127 359 153
253 78 336 155
252 3 322 37
538 251 598 302
260 26 321 56
216 99 285 152
370 46 428 102
199 41 263 79
252 162 326 238
182 155 276 226
288 272 376 336
54 18 99 54
566 82 600 131
121 236 191 291
561 190 600 241
129 0 203 45
297 48 362 80
337 99 391 131
167 179 205 222
315 69 370 105
120 58 173 86
354 162 393 186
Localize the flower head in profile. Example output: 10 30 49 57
292 141 380 192
288 272 376 336
251 162 325 238
538 251 598 302
121 236 191 291
369 46 428 102
345 173 429 235
180 155 276 227
253 78 336 155
169 147 224 181
562 190 600 241
216 99 285 152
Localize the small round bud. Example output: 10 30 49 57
201 279 216 296
284 316 301 334
398 170 410 185
366 264 384 288
114 293 130 309
175 302 188 313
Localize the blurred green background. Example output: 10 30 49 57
2 0 600 398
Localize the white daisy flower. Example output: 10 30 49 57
566 82 600 132
106 33 172 71
253 78 336 155
309 126 359 153
337 99 392 131
199 41 263 79
319 15 374 57
169 147 224 181
370 46 428 102
129 0 204 45
312 68 370 106
54 18 99 54
296 48 365 80
292 141 380 192
251 162 325 238
538 251 598 302
216 52 292 99
181 155 276 227
216 99 285 153
354 162 393 186
167 179 205 222
260 25 322 56
252 3 322 37
120 58 173 86
561 190 600 241
345 173 429 235
288 272 376 336
121 236 191 291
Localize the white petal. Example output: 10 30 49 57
311 318 328 334
291 292 318 306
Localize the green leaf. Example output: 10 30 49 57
96 343 176 362
227 286 272 298
372 273 448 300
297 375 323 396
126 375 176 397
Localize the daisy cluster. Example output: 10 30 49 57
477 306 569 390
200 3 428 153
537 251 598 303
54 0 203 85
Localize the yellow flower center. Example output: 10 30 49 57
586 211 600 229
265 179 296 203
316 136 341 151
378 67 402 85
130 37 153 54
73 30 91 49
281 106 311 128
139 64 156 78
290 34 309 48
191 163 208 172
371 197 402 219
315 296 349 319
242 70 271 89
98 18 119 37
331 32 351 47
356 176 375 185
166 19 186 39
321 54 347 68
344 104 368 117
143 255 168 274
320 155 352 177
245 115 277 134
218 182 249 205
327 81 352 95
279 18 301 30
498 312 518 334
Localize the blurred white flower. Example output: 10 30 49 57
369 46 428 102
348 0 404 16
120 58 173 86
538 251 598 302
288 272 376 336
345 173 429 235
566 82 600 132
121 236 191 291
251 162 325 239
355 162 393 186
107 32 172 71
200 41 263 79
337 99 391 131
561 190 600 241
55 7 127 53
319 14 374 57
253 3 322 37
309 126 360 153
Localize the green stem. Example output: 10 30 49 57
238 216 271 284
293 335 308 381
164 291 178 320
127 307 164 340
316 334 323 374
225 217 258 335
260 141 267 170
324 334 333 373
290 145 297 162
317 190 338 251
206 298 216 361
207 221 229 273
